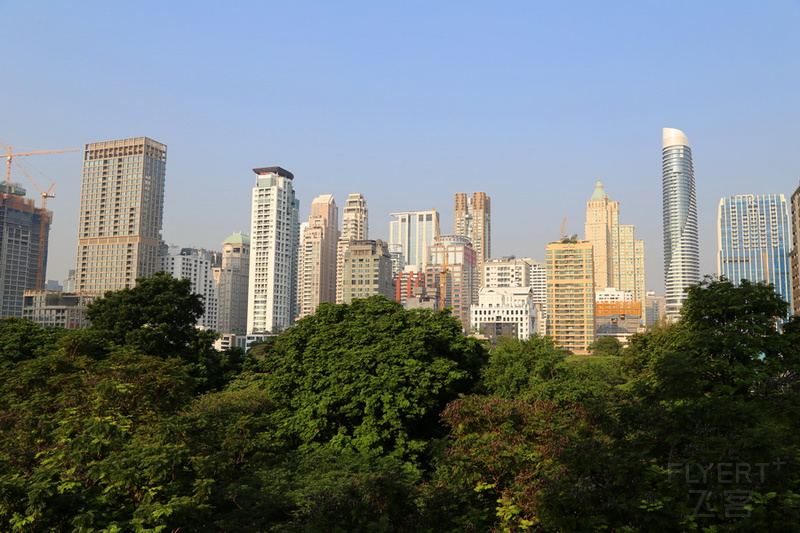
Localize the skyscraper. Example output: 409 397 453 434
159 245 219 330
389 209 439 271
75 137 166 294
791 184 800 315
662 128 699 319
336 193 368 303
213 232 250 335
425 234 478 330
546 238 595 355
298 194 338 317
455 192 491 276
0 183 52 317
247 167 300 335
717 194 792 313
585 180 645 304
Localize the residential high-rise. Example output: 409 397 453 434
213 232 250 335
545 238 595 355
662 128 699 319
389 209 439 272
455 192 491 277
339 239 393 303
158 245 220 330
585 180 645 303
717 194 792 314
336 193 368 303
0 183 52 317
298 194 338 317
247 167 300 335
425 234 478 330
791 185 800 315
75 137 166 294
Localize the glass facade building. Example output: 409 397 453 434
662 128 700 319
717 194 792 314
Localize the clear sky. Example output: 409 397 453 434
2 0 799 293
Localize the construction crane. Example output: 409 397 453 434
10 160 55 288
0 143 79 314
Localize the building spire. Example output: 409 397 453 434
590 179 607 201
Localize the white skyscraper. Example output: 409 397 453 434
247 167 300 335
389 210 439 272
158 245 219 331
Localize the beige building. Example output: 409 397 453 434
336 193 368 303
213 233 250 335
584 180 645 304
425 235 478 330
298 195 339 318
546 239 595 355
22 290 96 329
75 137 166 294
455 192 491 281
339 239 393 303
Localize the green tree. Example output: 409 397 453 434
251 296 487 467
0 317 65 364
588 335 623 357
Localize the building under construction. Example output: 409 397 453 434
0 183 52 317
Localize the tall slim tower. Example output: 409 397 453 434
298 194 338 317
791 184 800 315
336 193 368 303
0 183 52 317
454 192 491 278
213 232 250 335
662 128 699 319
717 194 792 314
75 137 166 294
247 167 300 335
545 238 595 355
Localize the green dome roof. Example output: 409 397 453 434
590 179 608 201
223 232 250 245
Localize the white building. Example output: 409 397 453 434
247 167 300 335
471 286 539 341
483 256 547 335
158 245 219 331
389 209 439 272
595 287 634 302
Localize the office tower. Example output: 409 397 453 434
389 209 439 272
662 128 700 319
717 194 792 314
425 234 478 330
159 245 220 330
545 239 595 355
213 232 250 336
791 185 800 315
584 180 645 303
339 239 393 303
0 183 52 317
75 137 166 295
471 286 539 341
247 167 300 335
298 194 338 317
336 193 368 303
455 192 491 277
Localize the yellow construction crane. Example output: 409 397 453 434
1 143 79 196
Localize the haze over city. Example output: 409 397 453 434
3 0 799 293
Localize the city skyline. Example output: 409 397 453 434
3 2 799 297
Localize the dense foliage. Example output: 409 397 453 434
1 277 799 531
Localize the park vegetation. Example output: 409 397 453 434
1 274 799 531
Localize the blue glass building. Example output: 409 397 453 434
662 128 700 319
717 194 792 313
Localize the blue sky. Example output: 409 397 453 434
3 0 799 293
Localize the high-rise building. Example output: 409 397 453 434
717 194 792 314
455 192 491 278
159 245 220 331
213 232 250 335
389 210 439 272
336 193 368 303
584 180 645 303
662 128 700 319
425 234 478 330
791 185 800 315
75 137 166 294
339 239 393 303
298 194 338 317
545 238 595 355
247 167 300 335
0 183 52 317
